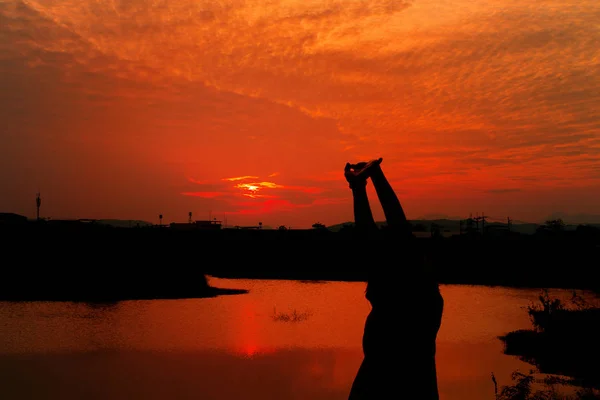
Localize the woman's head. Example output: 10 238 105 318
365 246 439 307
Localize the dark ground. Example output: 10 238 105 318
1 222 599 301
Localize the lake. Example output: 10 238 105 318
0 278 590 399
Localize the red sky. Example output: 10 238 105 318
1 0 600 228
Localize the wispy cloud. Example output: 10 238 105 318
223 176 260 182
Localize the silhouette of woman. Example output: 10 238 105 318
345 158 444 400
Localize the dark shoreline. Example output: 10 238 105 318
0 287 249 302
207 274 599 293
207 274 600 292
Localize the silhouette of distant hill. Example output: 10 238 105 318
326 219 599 235
327 219 469 234
546 212 600 225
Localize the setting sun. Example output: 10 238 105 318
237 184 260 194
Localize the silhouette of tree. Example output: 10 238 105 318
430 222 442 238
537 219 566 235
546 219 565 232
312 222 327 229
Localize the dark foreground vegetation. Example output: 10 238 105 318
499 290 600 396
0 220 598 300
495 370 600 400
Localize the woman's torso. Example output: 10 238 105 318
362 282 443 360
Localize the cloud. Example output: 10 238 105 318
180 192 224 199
416 213 463 221
223 176 259 182
2 0 600 225
233 199 310 215
487 188 522 194
6 0 599 169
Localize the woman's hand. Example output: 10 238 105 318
345 159 383 182
345 162 368 188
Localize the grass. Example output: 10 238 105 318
271 307 312 322
494 370 600 400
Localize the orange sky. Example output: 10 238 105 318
1 0 600 228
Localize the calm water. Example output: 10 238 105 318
0 279 591 399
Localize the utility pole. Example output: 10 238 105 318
473 213 481 233
507 217 512 232
159 214 163 227
188 211 192 224
472 212 488 234
481 212 488 234
36 192 41 221
466 213 474 234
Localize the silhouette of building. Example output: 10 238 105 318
170 220 222 230
232 225 261 230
